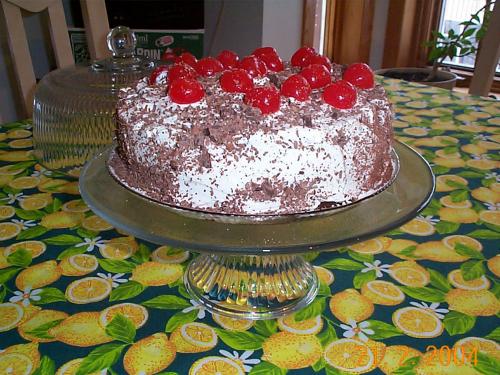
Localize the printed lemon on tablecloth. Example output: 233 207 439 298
461 143 487 155
99 303 149 329
130 262 183 286
37 178 68 193
445 289 500 316
17 309 68 342
361 280 405 306
189 356 245 375
442 235 483 252
0 150 35 162
487 255 500 277
434 149 462 159
329 289 374 323
123 333 176 375
453 337 500 361
40 211 84 229
15 260 61 290
479 210 500 226
65 277 112 304
212 312 254 332
8 176 40 190
386 239 419 260
439 195 473 208
55 358 107 375
447 270 490 291
19 193 52 211
262 331 322 370
0 251 9 269
6 129 31 139
107 236 139 252
0 205 15 220
323 338 377 374
415 241 469 262
0 165 24 176
435 175 468 192
82 215 114 232
392 307 443 338
389 261 430 287
62 199 90 213
399 217 435 236
0 222 21 240
0 302 24 332
152 246 190 264
170 322 218 353
277 314 323 335
378 345 422 375
8 138 32 148
59 254 98 276
466 158 498 170
471 187 500 204
314 265 335 285
48 312 112 347
414 350 481 375
0 342 40 374
476 140 500 150
0 174 14 187
348 238 385 254
433 157 465 168
5 240 47 258
99 242 135 260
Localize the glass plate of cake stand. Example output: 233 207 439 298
79 140 434 320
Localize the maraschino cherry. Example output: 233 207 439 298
299 64 331 89
167 63 197 84
217 50 240 69
291 46 316 67
169 78 204 104
220 69 254 93
175 52 198 68
196 57 224 77
252 47 283 72
149 65 170 85
240 56 268 77
304 54 332 71
281 74 311 101
343 63 375 89
323 80 357 109
244 86 280 114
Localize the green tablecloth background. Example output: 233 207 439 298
0 79 499 375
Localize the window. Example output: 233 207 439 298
437 0 499 73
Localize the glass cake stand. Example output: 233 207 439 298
80 141 434 320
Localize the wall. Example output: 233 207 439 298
369 0 389 69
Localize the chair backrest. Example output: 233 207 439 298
469 2 500 97
0 0 110 118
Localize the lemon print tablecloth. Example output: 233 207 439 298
0 79 499 375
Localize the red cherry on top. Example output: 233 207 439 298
161 50 177 63
240 55 268 77
175 52 198 68
244 86 280 114
322 80 357 109
291 46 316 67
167 63 197 84
299 64 331 89
149 65 170 85
281 74 311 101
304 54 332 71
217 50 240 69
169 78 204 104
252 47 283 72
220 69 254 93
196 57 224 77
343 63 375 89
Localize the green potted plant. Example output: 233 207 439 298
376 1 495 89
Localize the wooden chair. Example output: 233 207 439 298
469 1 500 97
0 0 110 118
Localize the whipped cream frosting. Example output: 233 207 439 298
114 62 394 215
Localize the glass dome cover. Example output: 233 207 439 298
33 26 156 172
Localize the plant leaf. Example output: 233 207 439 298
485 327 500 341
215 329 266 350
443 311 476 336
435 221 460 234
295 297 326 321
348 250 373 263
164 309 198 333
353 270 377 289
318 320 337 347
16 225 48 240
475 352 500 375
131 243 151 264
365 320 403 339
105 314 136 343
400 286 446 302
254 319 277 337
321 258 364 271
0 267 22 284
427 268 451 292
56 246 87 260
7 248 32 267
98 259 136 273
466 230 500 240
44 234 82 245
454 243 485 260
109 281 145 302
460 260 485 281
248 361 286 375
33 287 66 304
32 356 56 375
25 319 64 339
141 295 190 309
75 343 127 375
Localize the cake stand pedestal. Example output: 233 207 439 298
80 141 434 320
